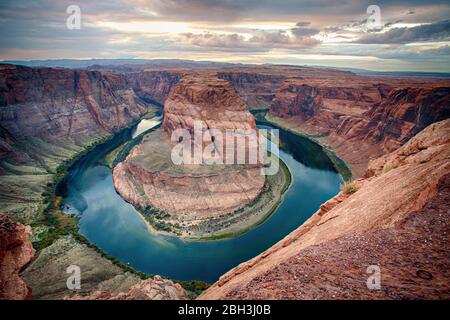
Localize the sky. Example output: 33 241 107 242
0 0 449 72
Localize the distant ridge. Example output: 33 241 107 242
2 59 450 78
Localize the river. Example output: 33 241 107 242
58 117 342 283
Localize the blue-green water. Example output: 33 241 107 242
59 119 342 283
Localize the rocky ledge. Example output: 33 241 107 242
199 119 450 299
66 275 187 300
0 213 35 299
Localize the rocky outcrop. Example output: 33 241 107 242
162 74 256 134
199 119 450 300
113 74 265 236
268 76 450 177
124 70 183 106
66 275 187 300
0 213 35 300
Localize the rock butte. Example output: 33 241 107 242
113 74 265 226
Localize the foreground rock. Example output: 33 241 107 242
199 119 450 300
0 213 35 299
21 235 143 300
66 276 187 300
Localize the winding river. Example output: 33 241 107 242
58 116 342 283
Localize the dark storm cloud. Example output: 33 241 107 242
356 20 450 44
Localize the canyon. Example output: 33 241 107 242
0 61 449 300
267 74 450 177
112 74 279 238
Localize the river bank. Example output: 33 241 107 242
252 110 353 181
107 124 292 240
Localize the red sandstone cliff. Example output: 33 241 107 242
0 213 35 300
360 87 450 152
0 64 149 169
199 119 450 300
124 70 183 106
268 76 450 177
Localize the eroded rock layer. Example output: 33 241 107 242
66 276 187 300
0 213 35 300
113 74 265 224
0 64 152 217
162 74 256 134
199 119 450 300
268 75 450 177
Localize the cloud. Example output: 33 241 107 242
356 20 450 44
180 28 321 52
180 21 322 52
291 24 320 37
0 0 449 71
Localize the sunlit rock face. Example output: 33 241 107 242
162 74 256 134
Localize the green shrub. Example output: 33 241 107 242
340 180 359 195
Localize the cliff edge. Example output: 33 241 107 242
199 119 450 299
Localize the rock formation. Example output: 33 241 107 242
217 71 285 109
268 75 450 177
66 275 187 300
124 70 184 106
162 74 257 133
360 87 450 152
113 74 266 236
199 119 450 299
0 213 35 299
0 64 151 216
0 64 149 165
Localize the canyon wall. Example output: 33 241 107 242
0 64 149 168
0 64 151 217
267 75 450 177
217 71 285 109
200 119 450 300
124 70 184 106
